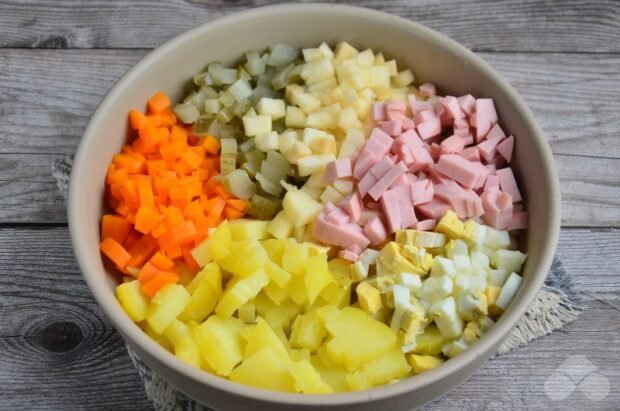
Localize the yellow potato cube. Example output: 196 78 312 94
265 261 292 288
412 324 444 356
146 284 191 334
191 315 245 376
218 240 269 277
320 281 351 308
175 336 203 368
242 317 289 360
289 311 327 351
311 356 349 392
179 263 221 323
215 269 269 317
356 282 383 314
304 254 335 305
163 319 190 347
145 323 173 352
325 307 397 371
263 281 289 305
407 354 444 374
363 348 411 386
229 219 270 241
346 372 372 391
254 292 302 329
289 348 311 362
260 238 287 265
116 280 149 322
237 301 256 324
191 220 231 267
282 241 310 275
290 360 333 393
287 274 309 305
229 347 296 392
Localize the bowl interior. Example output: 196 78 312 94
69 3 560 408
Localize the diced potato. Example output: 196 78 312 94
356 282 383 314
175 336 203 368
215 268 269 317
191 315 246 376
237 301 256 324
242 317 289 360
254 131 279 152
304 254 335 305
285 106 307 128
290 360 333 393
260 238 287 265
363 348 411 386
146 284 191 333
191 220 231 267
264 261 292 288
325 307 398 371
346 372 372 391
408 354 444 374
267 210 294 239
412 324 444 356
218 240 269 277
282 190 324 228
116 280 149 322
290 311 327 351
229 347 296 392
282 241 310 275
256 97 286 120
179 262 222 323
242 114 272 137
254 292 302 329
164 319 191 347
229 219 270 241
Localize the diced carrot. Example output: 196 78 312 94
127 234 158 268
106 165 129 185
115 201 132 217
214 184 232 199
162 206 185 229
137 177 155 207
129 110 150 131
148 92 172 115
223 206 245 220
135 205 162 234
137 261 161 283
113 153 146 174
170 125 188 143
142 273 179 297
226 198 249 213
164 246 183 260
158 109 178 127
182 246 201 273
146 113 164 127
122 229 141 250
201 157 219 174
201 135 220 155
192 167 210 182
102 214 132 244
109 183 124 201
150 220 168 239
203 196 227 219
119 179 140 204
146 159 167 176
159 140 187 163
100 238 132 269
150 252 175 271
137 123 162 152
158 220 197 251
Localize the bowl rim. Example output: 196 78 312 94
69 2 561 406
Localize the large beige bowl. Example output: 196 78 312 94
69 4 560 410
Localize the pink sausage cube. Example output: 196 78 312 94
409 145 434 172
419 83 437 98
389 173 411 189
371 102 386 122
441 134 466 154
436 154 490 189
413 110 437 126
381 120 404 137
496 135 514 163
417 116 442 140
357 172 378 198
364 216 388 245
386 100 408 121
326 207 351 226
358 209 381 226
415 198 451 220
484 174 500 192
353 150 378 180
370 156 396 179
324 158 352 183
410 179 434 205
338 249 360 262
380 189 401 233
457 94 476 116
486 123 506 141
506 211 528 230
496 167 522 202
415 219 437 231
460 146 480 162
478 134 505 163
442 96 465 120
368 162 408 201
339 193 363 222
402 118 415 130
408 95 433 114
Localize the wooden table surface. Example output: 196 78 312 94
1 1 619 409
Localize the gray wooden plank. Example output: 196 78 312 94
0 227 618 410
0 0 619 53
1 50 619 225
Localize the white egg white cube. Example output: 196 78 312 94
430 297 463 339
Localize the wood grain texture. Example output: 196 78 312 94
0 50 618 225
0 227 618 410
0 0 619 52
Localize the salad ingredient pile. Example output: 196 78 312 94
100 41 528 394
